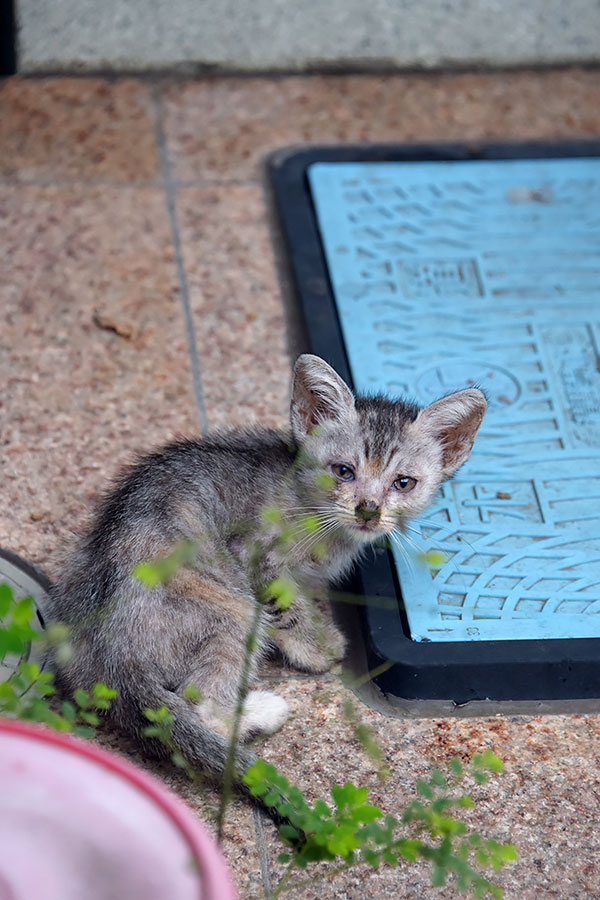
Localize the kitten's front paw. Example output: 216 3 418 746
277 629 347 674
325 625 348 664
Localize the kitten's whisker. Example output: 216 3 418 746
279 510 338 532
393 529 422 556
388 530 416 578
412 516 479 555
279 506 337 517
285 521 340 563
402 523 426 538
296 528 339 561
283 517 339 560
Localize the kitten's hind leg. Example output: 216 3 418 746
168 571 290 741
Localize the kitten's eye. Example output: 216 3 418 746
332 464 355 482
393 476 417 493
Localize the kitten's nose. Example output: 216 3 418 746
355 500 380 523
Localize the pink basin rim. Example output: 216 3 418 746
0 718 237 900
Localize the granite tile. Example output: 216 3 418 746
0 183 197 568
0 78 159 183
162 69 600 182
176 183 292 430
256 676 600 899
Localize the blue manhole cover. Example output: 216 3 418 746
270 141 600 703
307 156 600 644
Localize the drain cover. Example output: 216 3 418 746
0 548 49 679
270 141 600 702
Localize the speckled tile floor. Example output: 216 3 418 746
2 69 600 899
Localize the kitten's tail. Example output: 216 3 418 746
119 687 296 833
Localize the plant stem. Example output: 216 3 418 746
344 658 394 690
274 861 353 896
216 598 265 843
271 858 297 898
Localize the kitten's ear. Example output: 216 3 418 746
415 388 487 479
291 354 356 442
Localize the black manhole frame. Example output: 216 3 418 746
267 139 600 704
0 0 16 77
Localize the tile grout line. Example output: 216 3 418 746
253 805 274 900
150 80 274 899
0 175 259 188
149 82 210 436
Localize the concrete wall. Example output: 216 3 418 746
17 0 600 73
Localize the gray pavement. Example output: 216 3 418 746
16 0 600 73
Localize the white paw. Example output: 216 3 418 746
239 690 290 739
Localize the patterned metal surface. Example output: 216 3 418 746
308 158 600 642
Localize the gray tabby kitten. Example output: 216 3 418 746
47 354 486 803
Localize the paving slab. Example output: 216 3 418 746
0 183 196 566
162 69 600 183
0 78 159 182
175 184 291 429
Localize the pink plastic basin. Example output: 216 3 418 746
0 719 237 900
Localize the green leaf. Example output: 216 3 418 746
0 630 27 657
315 472 336 491
0 583 13 618
416 779 434 799
449 757 464 777
79 711 99 727
12 597 35 626
265 577 296 611
474 750 504 773
74 689 90 709
313 799 332 818
133 561 161 588
0 681 17 700
277 853 291 864
18 661 41 681
363 849 381 869
261 506 283 525
353 804 381 824
417 550 446 569
279 824 301 842
183 684 201 702
142 725 163 739
92 683 118 701
61 701 76 723
431 865 446 887
301 515 321 535
499 844 518 863
144 706 174 726
171 751 187 769
133 540 198 587
73 726 95 739
430 769 446 788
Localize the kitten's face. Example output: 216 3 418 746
290 355 487 545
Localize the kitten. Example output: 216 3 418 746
47 354 486 808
